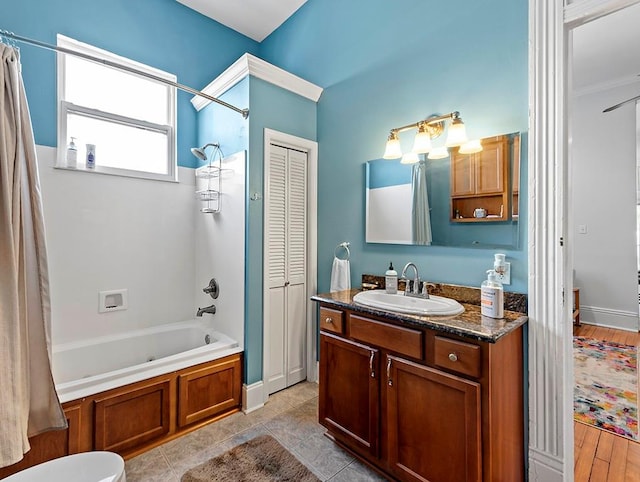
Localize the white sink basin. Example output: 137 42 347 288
353 290 465 316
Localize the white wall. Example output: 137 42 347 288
37 146 197 344
193 151 246 349
571 81 640 330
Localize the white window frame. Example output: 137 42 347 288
56 34 177 182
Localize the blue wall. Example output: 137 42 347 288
1 0 258 168
260 0 529 292
242 77 317 384
199 77 317 385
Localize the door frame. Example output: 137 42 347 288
262 128 318 402
530 0 640 480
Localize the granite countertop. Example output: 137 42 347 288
311 289 528 343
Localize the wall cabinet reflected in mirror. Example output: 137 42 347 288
450 133 520 223
365 132 522 248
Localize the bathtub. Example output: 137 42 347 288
53 319 241 403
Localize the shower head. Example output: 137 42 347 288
190 142 220 161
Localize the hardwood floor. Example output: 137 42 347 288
573 324 640 481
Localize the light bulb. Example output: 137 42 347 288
383 131 402 159
400 152 420 164
445 117 468 147
412 124 432 153
459 139 483 154
427 146 449 160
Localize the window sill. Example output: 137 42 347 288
53 164 178 183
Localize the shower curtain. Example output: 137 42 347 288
411 160 432 245
0 44 66 467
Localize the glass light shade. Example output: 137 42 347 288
458 139 483 154
445 120 468 147
400 151 420 164
412 131 432 153
383 137 402 159
427 146 449 160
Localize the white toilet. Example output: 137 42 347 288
4 451 126 482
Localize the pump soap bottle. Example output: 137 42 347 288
66 137 78 168
481 269 504 318
385 262 398 294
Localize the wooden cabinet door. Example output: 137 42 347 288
319 332 380 458
386 355 482 482
94 377 173 453
475 137 506 194
178 354 241 427
451 152 475 196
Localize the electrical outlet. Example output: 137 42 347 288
495 262 511 285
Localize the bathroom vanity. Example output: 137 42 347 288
312 287 527 482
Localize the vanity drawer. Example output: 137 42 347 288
348 315 423 359
320 307 344 334
434 336 481 378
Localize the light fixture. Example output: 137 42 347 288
412 122 433 154
427 146 449 160
445 112 468 147
382 111 471 160
458 139 483 154
400 151 420 164
383 131 402 159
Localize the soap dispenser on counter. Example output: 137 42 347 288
385 262 398 294
481 269 504 318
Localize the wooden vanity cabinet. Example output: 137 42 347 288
386 355 482 482
319 332 380 458
318 305 524 482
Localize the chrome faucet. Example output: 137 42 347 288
400 262 429 299
196 304 216 317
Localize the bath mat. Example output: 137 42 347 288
180 434 319 482
573 336 639 441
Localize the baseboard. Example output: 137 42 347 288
580 305 639 332
242 381 265 414
528 447 564 482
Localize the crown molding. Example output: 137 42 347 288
564 0 640 26
191 53 323 111
573 73 640 98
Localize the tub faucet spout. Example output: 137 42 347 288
197 304 216 317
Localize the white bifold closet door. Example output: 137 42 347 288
265 144 307 395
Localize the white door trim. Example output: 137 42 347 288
263 128 318 402
530 1 640 480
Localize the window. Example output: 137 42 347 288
57 35 176 181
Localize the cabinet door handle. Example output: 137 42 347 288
284 281 290 286
387 358 393 386
369 351 375 378
325 317 333 324
449 353 458 362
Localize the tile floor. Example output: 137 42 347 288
124 381 388 481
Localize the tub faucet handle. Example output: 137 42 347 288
203 278 219 299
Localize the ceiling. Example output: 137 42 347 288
177 0 307 42
572 2 640 93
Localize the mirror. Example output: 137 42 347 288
365 132 522 248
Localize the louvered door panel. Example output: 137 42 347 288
265 143 309 395
267 145 287 289
287 149 307 286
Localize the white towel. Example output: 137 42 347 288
330 257 351 292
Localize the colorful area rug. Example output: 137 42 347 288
574 336 639 440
